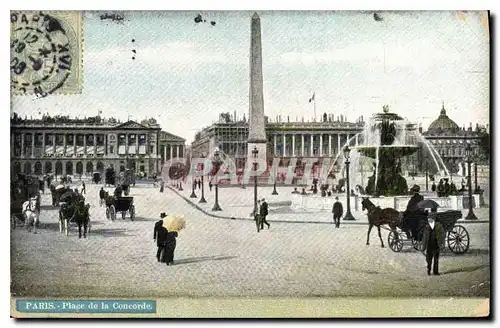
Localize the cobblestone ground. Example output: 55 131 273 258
11 181 490 298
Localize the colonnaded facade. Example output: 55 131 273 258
10 114 186 177
191 106 490 176
190 112 366 170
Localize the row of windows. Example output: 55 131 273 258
429 139 479 145
13 133 148 146
435 147 481 157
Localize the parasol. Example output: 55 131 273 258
165 215 187 232
55 184 65 190
416 199 440 210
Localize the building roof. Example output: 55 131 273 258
427 102 460 132
160 131 186 142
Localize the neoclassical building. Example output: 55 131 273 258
191 107 489 177
10 115 186 177
190 112 365 169
159 131 186 165
420 103 489 174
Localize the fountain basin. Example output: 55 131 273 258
290 193 481 212
355 145 419 159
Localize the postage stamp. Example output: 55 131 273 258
8 10 490 319
10 11 83 96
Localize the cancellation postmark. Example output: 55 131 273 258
10 11 83 97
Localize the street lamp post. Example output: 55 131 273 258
212 149 222 211
199 153 207 203
474 162 478 192
425 162 428 192
343 146 355 221
272 162 278 195
465 144 478 220
252 146 259 216
189 175 197 198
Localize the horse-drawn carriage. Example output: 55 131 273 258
58 191 91 238
50 184 73 207
388 210 469 254
10 175 40 229
105 193 135 221
361 197 470 255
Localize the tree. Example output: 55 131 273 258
478 133 490 163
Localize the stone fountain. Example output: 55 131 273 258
356 105 419 196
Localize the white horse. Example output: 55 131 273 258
22 197 40 234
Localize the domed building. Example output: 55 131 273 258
420 102 489 175
427 103 461 133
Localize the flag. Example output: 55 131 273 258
309 92 315 103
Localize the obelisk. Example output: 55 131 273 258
247 12 267 164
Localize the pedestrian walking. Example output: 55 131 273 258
259 198 270 230
81 181 86 195
154 213 168 262
164 230 178 266
332 196 343 228
99 187 105 207
422 208 445 276
209 180 213 191
159 181 164 193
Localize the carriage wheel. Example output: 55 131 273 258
129 205 135 220
447 224 470 254
110 205 116 221
388 231 403 252
106 207 110 220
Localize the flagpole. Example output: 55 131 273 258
314 96 316 122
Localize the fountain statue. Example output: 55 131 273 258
355 105 419 196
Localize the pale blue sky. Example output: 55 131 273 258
11 11 489 143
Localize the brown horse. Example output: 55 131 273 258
361 197 401 248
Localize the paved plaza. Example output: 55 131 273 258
171 177 490 224
11 180 490 298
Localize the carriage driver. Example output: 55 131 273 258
403 185 424 238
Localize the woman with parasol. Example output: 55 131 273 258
162 215 187 266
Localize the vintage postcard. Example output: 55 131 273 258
10 10 491 318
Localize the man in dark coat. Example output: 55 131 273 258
403 185 423 237
422 209 445 275
81 181 86 195
444 179 450 197
437 179 445 197
154 213 167 262
99 187 105 207
332 196 343 228
259 198 270 230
